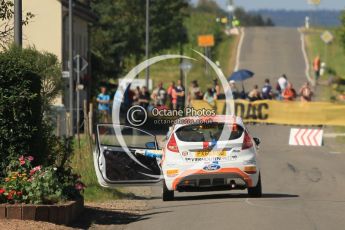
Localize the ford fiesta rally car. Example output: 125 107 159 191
93 115 262 201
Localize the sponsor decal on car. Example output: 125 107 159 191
185 156 235 162
203 162 221 171
166 169 179 177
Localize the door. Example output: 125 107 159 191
94 124 162 188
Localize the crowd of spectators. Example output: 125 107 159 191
96 74 314 122
232 74 313 102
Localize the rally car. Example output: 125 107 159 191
93 115 262 201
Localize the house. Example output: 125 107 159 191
21 0 97 107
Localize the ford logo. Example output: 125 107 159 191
203 163 221 171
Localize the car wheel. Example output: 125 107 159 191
162 180 174 201
248 174 262 198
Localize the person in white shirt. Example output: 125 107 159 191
276 74 288 100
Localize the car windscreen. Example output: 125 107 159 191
175 123 244 142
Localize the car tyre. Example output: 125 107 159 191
248 174 262 198
162 180 174 201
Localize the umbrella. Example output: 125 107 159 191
228 69 254 93
228 69 254 82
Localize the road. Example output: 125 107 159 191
239 27 307 90
112 28 345 230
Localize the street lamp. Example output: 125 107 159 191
68 0 74 136
14 0 22 46
180 59 193 107
145 0 150 88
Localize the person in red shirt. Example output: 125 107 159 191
282 83 297 101
313 55 321 83
167 81 176 109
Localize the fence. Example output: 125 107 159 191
48 100 94 137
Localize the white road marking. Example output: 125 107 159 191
328 152 342 155
245 198 298 210
234 27 245 71
298 28 314 85
323 133 345 138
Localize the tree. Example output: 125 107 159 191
234 7 274 27
196 0 224 15
0 0 34 48
90 0 189 85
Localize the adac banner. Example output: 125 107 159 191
190 100 345 127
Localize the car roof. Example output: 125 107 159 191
174 115 244 129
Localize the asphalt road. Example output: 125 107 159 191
116 28 345 230
240 27 307 91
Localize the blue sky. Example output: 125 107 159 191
193 0 345 10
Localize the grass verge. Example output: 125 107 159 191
70 136 133 202
304 27 345 101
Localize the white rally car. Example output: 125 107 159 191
93 115 262 201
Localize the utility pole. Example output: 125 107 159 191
227 0 235 28
14 0 22 46
69 0 74 136
145 0 150 88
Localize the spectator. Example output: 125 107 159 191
167 81 175 109
299 82 313 102
282 83 297 101
189 80 203 103
138 86 150 109
313 55 321 83
261 79 273 99
123 84 134 110
174 79 185 110
277 74 288 100
229 80 239 99
210 79 220 99
248 85 261 101
203 88 216 106
97 86 110 123
151 82 167 106
133 86 141 105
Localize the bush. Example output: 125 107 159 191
0 46 44 175
0 46 62 175
0 155 84 204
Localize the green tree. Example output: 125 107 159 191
90 0 189 86
234 7 274 27
0 0 34 48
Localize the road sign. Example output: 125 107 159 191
62 71 70 78
289 128 323 147
198 35 215 47
321 31 334 44
308 0 320 5
73 55 88 73
220 17 228 24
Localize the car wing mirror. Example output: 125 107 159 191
253 137 261 146
145 141 157 149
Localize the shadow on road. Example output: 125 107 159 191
71 206 171 229
174 193 299 201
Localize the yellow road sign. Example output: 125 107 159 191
321 31 334 44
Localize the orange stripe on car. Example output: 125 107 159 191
172 168 253 190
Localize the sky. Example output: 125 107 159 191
195 0 345 11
